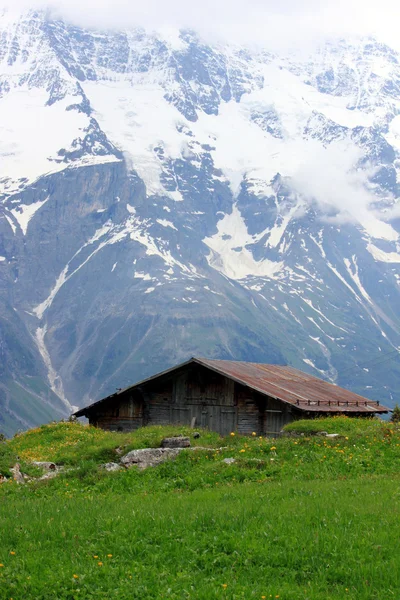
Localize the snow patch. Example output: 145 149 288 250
0 88 118 196
157 219 178 230
367 243 400 263
385 114 400 152
303 358 317 369
34 326 73 412
10 197 49 235
83 81 184 198
203 205 283 280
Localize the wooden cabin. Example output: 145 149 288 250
74 358 389 436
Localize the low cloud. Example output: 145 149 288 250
292 142 374 215
1 0 400 51
289 140 399 240
291 140 385 222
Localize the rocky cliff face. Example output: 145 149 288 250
1 9 400 435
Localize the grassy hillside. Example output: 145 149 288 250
1 417 400 599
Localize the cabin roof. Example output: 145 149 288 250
74 357 389 417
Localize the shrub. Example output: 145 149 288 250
391 404 400 423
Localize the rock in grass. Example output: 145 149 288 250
161 437 191 449
10 463 25 484
121 448 181 470
325 433 340 438
32 461 57 471
100 462 122 472
222 458 236 465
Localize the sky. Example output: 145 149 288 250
1 0 400 51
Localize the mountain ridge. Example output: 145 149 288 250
1 9 400 435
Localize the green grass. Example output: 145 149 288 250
1 417 400 599
283 415 389 436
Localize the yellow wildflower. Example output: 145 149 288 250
98 562 103 566
93 555 99 559
270 446 276 451
107 554 113 558
240 449 246 453
0 564 4 568
230 432 235 437
73 574 79 579
252 432 256 436
9 552 15 556
222 584 228 589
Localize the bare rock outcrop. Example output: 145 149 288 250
121 448 181 470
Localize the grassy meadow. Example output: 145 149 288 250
1 417 400 599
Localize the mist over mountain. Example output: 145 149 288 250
1 8 400 435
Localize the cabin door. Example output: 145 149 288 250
170 406 191 425
199 407 216 430
198 406 236 436
263 409 293 436
220 408 236 436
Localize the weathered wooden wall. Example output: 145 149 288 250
87 364 295 436
143 364 236 435
235 384 260 435
89 391 144 432
261 394 295 435
145 379 173 425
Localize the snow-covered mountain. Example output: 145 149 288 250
1 9 400 435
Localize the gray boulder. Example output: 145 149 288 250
121 448 181 470
161 437 191 449
32 461 57 471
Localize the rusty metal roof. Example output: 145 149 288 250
196 359 389 414
74 357 389 417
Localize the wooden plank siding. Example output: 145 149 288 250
90 392 144 432
261 394 296 435
86 363 296 436
145 379 174 426
235 383 260 435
